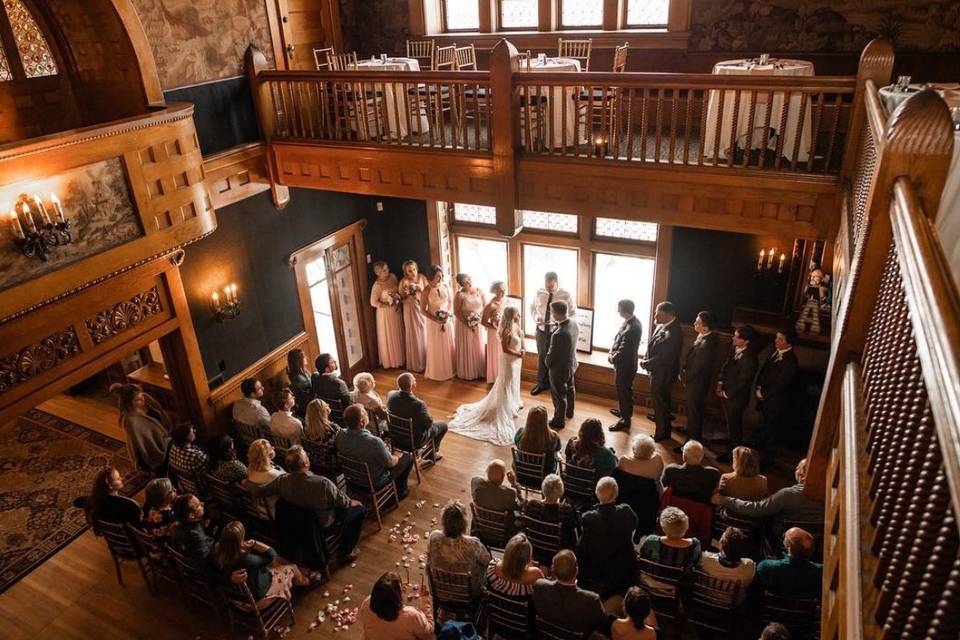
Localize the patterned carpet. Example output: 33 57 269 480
0 409 149 593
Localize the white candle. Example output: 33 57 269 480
767 248 775 270
21 203 35 233
9 208 24 239
757 249 765 270
33 195 50 224
778 253 786 273
51 194 65 223
211 290 221 312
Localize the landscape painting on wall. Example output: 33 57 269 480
0 158 143 292
131 0 276 90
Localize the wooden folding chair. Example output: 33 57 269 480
221 579 295 640
169 468 204 499
313 47 335 70
428 566 479 623
636 555 686 624
485 589 531 639
327 50 359 71
761 590 821 640
764 518 825 562
202 471 242 521
535 615 584 640
521 514 564 566
453 44 478 70
407 39 436 70
687 570 742 639
386 412 435 483
511 448 549 498
435 44 457 70
96 519 154 593
167 545 223 618
338 453 399 530
560 460 598 509
612 42 629 72
557 38 592 71
127 524 179 594
232 420 262 458
469 502 511 550
236 482 279 546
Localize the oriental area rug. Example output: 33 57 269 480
0 409 149 593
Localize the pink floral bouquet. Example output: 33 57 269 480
381 290 403 312
435 309 450 331
467 311 482 332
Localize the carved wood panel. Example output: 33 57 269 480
84 285 163 344
0 326 81 393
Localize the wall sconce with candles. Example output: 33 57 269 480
757 247 786 273
210 283 240 321
8 192 71 261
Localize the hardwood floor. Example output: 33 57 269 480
0 371 797 639
38 394 124 441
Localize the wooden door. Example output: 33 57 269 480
272 0 343 70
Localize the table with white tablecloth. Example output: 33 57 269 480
702 58 814 163
354 57 430 140
525 57 582 149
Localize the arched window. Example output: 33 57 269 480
1 0 58 80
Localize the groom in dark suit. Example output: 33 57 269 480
608 299 643 433
641 301 683 442
545 300 578 429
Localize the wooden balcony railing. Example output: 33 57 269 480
806 55 960 638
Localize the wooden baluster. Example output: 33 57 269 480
562 82 569 156
725 87 741 167
588 82 596 157
667 87 678 164
790 92 809 170
682 87 693 165
697 89 708 166
742 90 757 168
902 514 959 637
640 87 649 162
924 557 960 639
773 90 790 170
806 92 825 172
823 93 844 171
711 88 724 166
612 86 622 160
523 85 532 152
473 83 481 150
650 88 661 163
625 88 635 161
403 82 416 147
758 91 773 169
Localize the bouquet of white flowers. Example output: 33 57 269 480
435 309 450 331
467 311 482 332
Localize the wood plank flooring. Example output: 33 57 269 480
0 371 797 639
38 394 124 441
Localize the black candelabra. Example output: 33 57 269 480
9 193 72 261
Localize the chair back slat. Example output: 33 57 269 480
436 45 457 70
428 566 474 604
557 38 592 71
270 432 298 453
521 514 563 565
386 413 416 451
470 503 511 549
327 51 359 71
313 47 335 70
535 615 584 640
486 590 530 636
687 570 741 635
170 469 203 497
511 448 548 493
613 43 629 72
202 472 241 517
406 39 436 70
232 420 262 449
560 461 597 506
97 519 141 558
454 45 477 70
761 590 821 640
338 453 376 492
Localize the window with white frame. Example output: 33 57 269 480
595 217 659 242
500 0 538 30
522 244 579 334
625 0 670 27
456 236 509 297
592 253 655 351
443 0 480 31
560 0 604 28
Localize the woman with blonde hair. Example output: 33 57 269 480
484 533 543 628
719 446 769 500
302 399 340 474
110 382 171 473
246 439 285 517
513 405 561 474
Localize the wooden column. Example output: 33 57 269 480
839 39 894 181
538 0 555 32
245 45 291 211
602 0 621 31
489 39 523 237
805 90 954 501
479 0 494 33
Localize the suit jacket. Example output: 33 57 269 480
661 463 722 503
609 316 643 374
312 372 352 409
756 348 798 400
385 390 433 441
644 318 682 378
532 580 607 636
718 347 758 401
545 319 579 384
249 469 350 528
577 503 638 588
683 332 719 387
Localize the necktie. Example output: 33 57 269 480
544 291 554 330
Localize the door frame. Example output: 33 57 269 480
289 219 376 382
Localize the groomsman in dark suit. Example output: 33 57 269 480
676 310 720 453
608 300 643 433
754 328 799 462
716 325 758 463
641 301 683 442
545 300 579 429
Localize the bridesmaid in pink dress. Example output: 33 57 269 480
399 260 428 372
370 262 405 369
481 281 507 384
421 265 456 381
453 273 486 380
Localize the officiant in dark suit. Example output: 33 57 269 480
641 301 683 442
530 272 576 396
677 310 720 452
754 328 799 463
608 300 643 433
545 300 579 429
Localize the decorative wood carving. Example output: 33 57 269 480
84 286 163 345
0 326 81 393
202 142 271 209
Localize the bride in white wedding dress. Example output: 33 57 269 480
448 306 525 445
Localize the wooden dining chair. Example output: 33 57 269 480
327 51 359 71
337 453 399 530
557 38 592 71
453 44 478 70
469 502 511 550
435 44 457 70
386 411 435 484
613 42 629 73
313 47 335 70
511 448 548 498
406 39 436 70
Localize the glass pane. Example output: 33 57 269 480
305 255 327 286
453 203 496 225
311 278 333 316
500 0 538 29
3 0 58 78
334 262 364 367
310 280 340 365
444 0 480 31
456 236 509 299
561 0 603 27
595 217 659 242
592 253 655 352
521 210 579 234
627 0 669 26
522 244 578 335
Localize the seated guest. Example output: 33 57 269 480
719 446 769 500
111 382 171 473
312 353 352 409
614 434 664 539
513 405 561 475
523 474 580 551
232 378 271 430
247 446 366 562
385 372 447 460
661 440 720 503
213 520 311 601
245 439 285 518
302 398 341 474
532 550 613 638
760 623 792 640
427 501 492 596
712 459 822 541
472 459 522 514
336 405 414 499
171 493 218 560
359 571 434 639
637 507 702 572
612 586 658 640
486 533 544 597
141 477 177 537
564 418 618 478
270 387 303 442
699 526 756 604
207 435 247 484
84 467 141 531
577 477 638 599
168 423 208 479
353 372 388 434
286 348 315 416
756 527 823 601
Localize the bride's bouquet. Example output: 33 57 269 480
467 311 482 332
435 309 450 331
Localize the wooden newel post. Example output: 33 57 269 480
489 39 523 238
245 45 290 210
839 38 894 180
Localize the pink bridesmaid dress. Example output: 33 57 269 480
455 289 486 380
370 274 405 369
424 284 456 381
484 300 504 384
400 275 427 372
